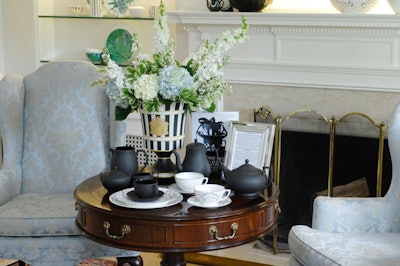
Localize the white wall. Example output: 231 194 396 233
0 1 4 77
2 0 38 76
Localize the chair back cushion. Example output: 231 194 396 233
21 61 110 193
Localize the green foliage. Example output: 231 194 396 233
115 106 132 121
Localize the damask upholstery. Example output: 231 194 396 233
0 61 138 265
288 104 400 265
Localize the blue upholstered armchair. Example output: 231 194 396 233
0 61 139 265
288 104 400 265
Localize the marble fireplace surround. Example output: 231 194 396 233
169 12 400 91
152 11 400 136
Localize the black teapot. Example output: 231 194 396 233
172 140 212 177
221 159 272 196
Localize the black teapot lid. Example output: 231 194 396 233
234 159 262 174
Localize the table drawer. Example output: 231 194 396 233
78 207 169 248
172 209 268 248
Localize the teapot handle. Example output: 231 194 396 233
136 149 149 172
263 166 274 187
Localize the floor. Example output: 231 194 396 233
138 240 291 266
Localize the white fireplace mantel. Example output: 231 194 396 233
168 12 400 92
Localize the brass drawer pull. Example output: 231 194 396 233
103 221 131 239
209 222 239 240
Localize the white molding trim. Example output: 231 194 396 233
168 12 400 92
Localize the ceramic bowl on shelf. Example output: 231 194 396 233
330 0 378 13
128 6 145 18
85 48 103 64
229 0 272 12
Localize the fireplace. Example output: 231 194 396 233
254 107 393 250
272 130 391 243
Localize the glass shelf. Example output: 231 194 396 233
38 15 154 20
39 59 132 67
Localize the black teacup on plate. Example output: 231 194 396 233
127 190 164 202
130 179 162 202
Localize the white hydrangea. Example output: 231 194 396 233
132 74 158 101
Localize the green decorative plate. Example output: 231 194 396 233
106 28 133 64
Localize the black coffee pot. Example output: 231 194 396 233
172 140 212 177
110 146 148 176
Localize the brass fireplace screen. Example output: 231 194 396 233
254 106 388 253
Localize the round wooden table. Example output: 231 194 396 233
74 175 279 266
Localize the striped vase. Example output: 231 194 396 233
139 102 187 178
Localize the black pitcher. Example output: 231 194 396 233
110 146 148 176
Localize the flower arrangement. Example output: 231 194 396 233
98 1 249 121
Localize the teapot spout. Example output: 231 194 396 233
172 150 183 172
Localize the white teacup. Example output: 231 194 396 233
175 172 208 192
194 184 231 207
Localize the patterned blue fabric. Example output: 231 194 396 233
0 61 139 265
288 103 400 265
0 236 136 266
0 74 24 206
0 193 79 236
21 61 110 193
289 225 400 266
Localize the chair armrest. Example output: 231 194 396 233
312 196 400 233
0 75 24 205
0 169 22 205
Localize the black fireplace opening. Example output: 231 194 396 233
264 129 392 245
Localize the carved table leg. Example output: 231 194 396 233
117 255 143 266
161 253 186 266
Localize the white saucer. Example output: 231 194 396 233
187 196 232 209
109 187 183 209
168 183 194 194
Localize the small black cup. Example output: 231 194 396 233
134 179 158 198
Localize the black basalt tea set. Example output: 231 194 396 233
100 146 162 201
100 140 273 201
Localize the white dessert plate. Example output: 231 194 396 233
109 187 183 209
187 196 232 209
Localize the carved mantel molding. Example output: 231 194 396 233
168 12 400 92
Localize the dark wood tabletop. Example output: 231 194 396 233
74 175 279 265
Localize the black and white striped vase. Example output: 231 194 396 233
139 102 187 179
